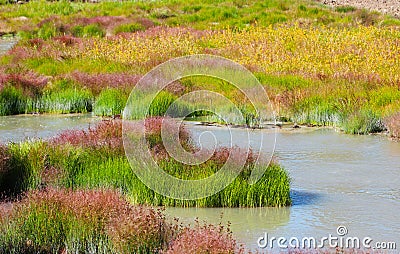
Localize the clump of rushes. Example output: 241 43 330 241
0 142 47 198
0 86 27 116
94 88 127 117
385 112 400 139
126 90 192 119
341 109 385 135
113 23 145 35
0 188 169 253
144 116 193 157
71 24 105 38
38 88 93 114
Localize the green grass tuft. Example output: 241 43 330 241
94 89 127 117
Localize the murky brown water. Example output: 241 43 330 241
165 123 400 251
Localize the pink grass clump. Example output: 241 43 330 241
165 223 243 254
0 70 48 96
385 112 400 139
20 188 168 252
144 116 192 155
51 120 123 153
69 71 141 94
75 16 128 29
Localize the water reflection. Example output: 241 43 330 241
290 190 322 206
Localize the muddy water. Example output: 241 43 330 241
0 114 100 143
166 123 400 251
0 38 17 55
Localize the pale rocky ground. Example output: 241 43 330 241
317 0 400 17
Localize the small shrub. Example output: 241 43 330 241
151 7 176 19
298 5 307 12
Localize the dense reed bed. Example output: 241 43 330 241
0 118 291 207
0 188 242 253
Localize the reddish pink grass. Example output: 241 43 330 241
144 116 192 149
135 17 156 29
165 222 242 254
0 145 9 174
385 112 400 139
50 117 257 169
0 73 5 91
69 71 141 94
52 35 82 46
144 117 189 140
6 45 32 61
50 117 190 157
75 16 128 30
0 202 13 224
40 165 63 187
208 146 257 167
27 38 45 49
3 188 244 253
51 120 123 153
8 35 84 62
0 70 48 95
18 188 168 251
